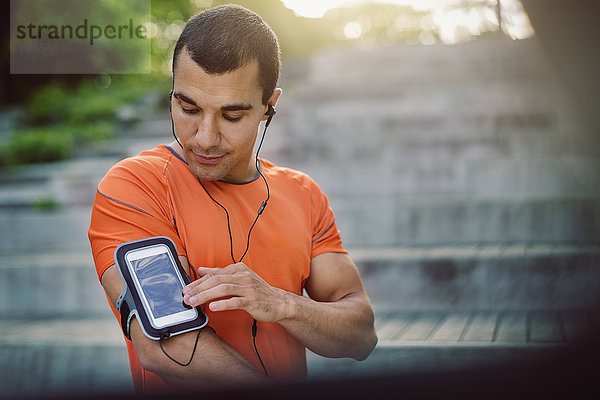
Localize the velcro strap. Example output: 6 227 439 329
120 301 132 341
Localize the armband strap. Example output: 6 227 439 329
116 282 135 341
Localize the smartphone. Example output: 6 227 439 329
124 243 198 329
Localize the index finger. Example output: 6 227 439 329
196 266 221 277
183 264 242 294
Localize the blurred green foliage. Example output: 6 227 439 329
0 75 160 167
31 196 62 211
27 78 154 126
3 126 73 165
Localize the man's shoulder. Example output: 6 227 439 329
262 159 320 191
105 145 173 178
261 161 331 206
98 145 177 193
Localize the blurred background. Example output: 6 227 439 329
1 0 599 397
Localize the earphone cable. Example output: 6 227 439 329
159 329 201 367
252 319 268 375
197 179 237 263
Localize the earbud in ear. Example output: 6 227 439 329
265 104 276 127
265 104 276 117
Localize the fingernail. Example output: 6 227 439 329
209 302 218 311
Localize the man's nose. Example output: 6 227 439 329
194 115 220 150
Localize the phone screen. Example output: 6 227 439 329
125 245 196 327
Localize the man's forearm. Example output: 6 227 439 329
277 290 377 361
129 318 269 389
101 264 268 389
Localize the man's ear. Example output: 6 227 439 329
262 88 282 121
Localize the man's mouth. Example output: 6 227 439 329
192 152 225 165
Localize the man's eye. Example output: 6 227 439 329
181 106 199 115
223 114 242 122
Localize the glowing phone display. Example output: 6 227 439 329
125 244 197 328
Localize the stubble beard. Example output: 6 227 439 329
185 148 256 183
186 153 231 182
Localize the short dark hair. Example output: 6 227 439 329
172 5 280 105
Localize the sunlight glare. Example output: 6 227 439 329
281 0 361 18
281 0 451 18
343 21 363 39
281 0 534 43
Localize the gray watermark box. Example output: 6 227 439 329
10 0 151 74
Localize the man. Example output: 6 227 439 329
88 4 377 392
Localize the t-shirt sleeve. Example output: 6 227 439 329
88 157 184 281
309 179 347 259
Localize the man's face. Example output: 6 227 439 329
171 49 270 183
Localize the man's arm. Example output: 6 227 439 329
100 257 269 389
183 252 378 361
281 252 377 360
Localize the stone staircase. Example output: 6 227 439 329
0 158 132 396
267 35 600 248
309 244 600 379
307 309 600 380
2 34 600 397
287 35 600 378
0 116 159 397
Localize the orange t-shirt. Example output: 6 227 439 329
88 145 346 391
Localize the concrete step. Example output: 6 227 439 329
302 37 554 97
332 196 600 247
0 342 132 398
0 252 110 317
1 310 595 397
0 207 93 254
307 342 578 382
297 155 600 199
0 157 120 208
0 317 130 398
289 36 588 155
353 244 600 310
1 245 599 316
309 309 600 379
